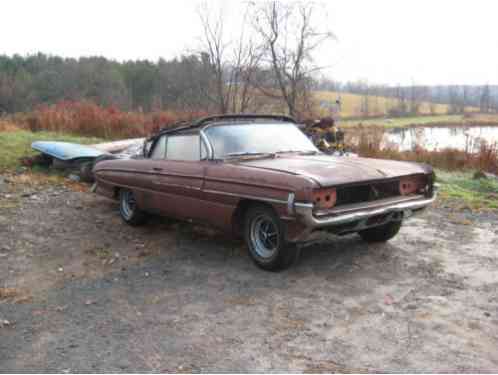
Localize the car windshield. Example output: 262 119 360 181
204 123 318 158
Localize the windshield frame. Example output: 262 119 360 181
201 122 319 160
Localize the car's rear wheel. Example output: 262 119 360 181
244 204 300 271
359 220 402 243
119 189 147 226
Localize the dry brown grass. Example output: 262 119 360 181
0 119 21 132
349 127 498 174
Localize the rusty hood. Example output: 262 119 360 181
236 155 432 187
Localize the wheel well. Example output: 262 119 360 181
231 199 275 238
113 186 121 199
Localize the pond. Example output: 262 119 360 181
383 126 498 152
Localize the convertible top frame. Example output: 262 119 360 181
144 114 298 158
151 114 296 138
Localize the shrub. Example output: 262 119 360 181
19 100 209 139
350 127 498 174
0 119 20 132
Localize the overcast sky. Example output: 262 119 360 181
1 0 497 86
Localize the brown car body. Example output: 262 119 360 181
93 115 437 245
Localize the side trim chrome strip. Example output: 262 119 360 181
204 175 292 191
203 189 290 205
152 181 202 190
97 168 203 180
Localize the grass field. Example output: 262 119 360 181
314 91 480 119
0 130 102 171
338 113 498 128
339 114 465 128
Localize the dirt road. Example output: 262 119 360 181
1 174 497 372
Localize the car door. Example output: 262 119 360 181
148 132 208 221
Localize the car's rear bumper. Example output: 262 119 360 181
294 188 437 231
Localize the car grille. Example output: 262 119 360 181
335 180 400 206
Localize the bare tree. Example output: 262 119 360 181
252 1 335 118
409 81 423 115
197 2 260 114
448 86 460 114
390 84 407 117
358 80 370 117
462 85 468 114
480 84 491 113
228 20 261 113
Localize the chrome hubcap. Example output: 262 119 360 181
250 214 279 259
121 190 136 219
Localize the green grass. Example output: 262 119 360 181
340 115 465 128
0 130 103 171
436 169 498 210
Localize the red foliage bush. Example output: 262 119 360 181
0 119 20 132
21 100 209 139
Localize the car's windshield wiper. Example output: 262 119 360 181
225 151 275 159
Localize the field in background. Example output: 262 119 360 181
340 114 463 128
314 90 479 118
339 113 498 128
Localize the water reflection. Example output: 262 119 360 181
383 126 498 152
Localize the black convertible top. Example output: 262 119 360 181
151 114 297 139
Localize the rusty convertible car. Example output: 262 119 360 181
93 115 437 270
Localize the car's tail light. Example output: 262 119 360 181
399 176 427 195
312 188 337 209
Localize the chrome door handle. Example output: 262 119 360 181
152 167 163 171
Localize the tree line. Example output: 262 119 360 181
1 0 495 119
0 2 334 119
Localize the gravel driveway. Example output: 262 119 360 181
1 174 497 372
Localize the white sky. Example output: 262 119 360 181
1 0 497 86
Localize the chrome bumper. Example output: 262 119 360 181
294 189 437 229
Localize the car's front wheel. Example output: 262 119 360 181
359 220 402 243
244 204 300 271
119 189 147 226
